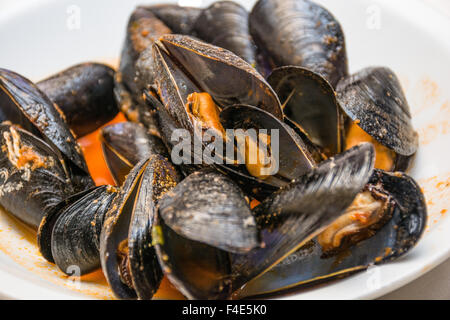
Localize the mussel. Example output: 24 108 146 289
151 34 283 119
37 185 118 275
158 169 259 254
0 124 74 227
146 35 319 198
0 68 93 192
218 104 315 199
237 169 427 298
268 66 344 157
116 7 172 133
153 211 233 299
100 156 181 299
0 0 429 302
337 67 418 171
193 1 257 67
249 0 348 88
100 121 168 185
153 169 260 299
154 143 375 299
141 4 201 35
37 63 119 138
0 66 114 272
118 7 171 101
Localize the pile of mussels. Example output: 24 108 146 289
0 0 427 299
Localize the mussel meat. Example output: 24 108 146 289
237 168 427 298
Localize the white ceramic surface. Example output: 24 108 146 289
0 0 449 300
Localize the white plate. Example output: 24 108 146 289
0 0 449 300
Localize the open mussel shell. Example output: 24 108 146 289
249 0 348 88
153 213 233 299
0 68 91 184
37 63 119 138
151 41 202 133
42 186 118 275
100 156 181 299
268 66 344 156
100 122 168 186
141 4 201 35
144 92 182 154
101 160 148 299
0 124 74 228
143 91 205 177
236 169 427 298
230 143 375 294
127 157 180 300
283 117 327 164
218 104 316 199
154 143 375 299
337 67 418 160
119 7 172 103
158 169 259 254
193 1 257 67
156 34 283 119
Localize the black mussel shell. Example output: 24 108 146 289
249 0 348 88
268 66 344 156
119 7 172 103
193 1 257 67
237 169 426 298
150 42 210 173
144 91 205 177
219 104 316 199
114 79 161 137
141 4 201 34
37 187 96 263
0 68 92 188
284 117 327 163
101 160 147 299
128 156 180 299
144 92 177 150
100 122 168 185
151 41 202 133
100 156 181 299
154 143 375 299
144 92 182 154
150 43 224 175
49 186 118 275
37 63 119 138
158 169 259 254
156 34 283 119
230 143 375 294
150 35 286 177
337 67 418 158
0 124 74 228
153 214 232 299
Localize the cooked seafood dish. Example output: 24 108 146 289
0 0 427 300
